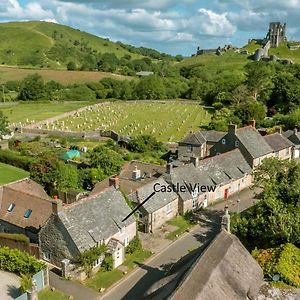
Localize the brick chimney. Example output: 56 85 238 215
228 124 237 135
109 176 120 189
221 205 230 233
275 127 282 134
52 198 62 215
248 119 256 128
294 128 298 135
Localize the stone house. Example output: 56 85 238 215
39 186 136 269
128 177 179 233
178 130 225 161
210 124 274 168
164 149 252 214
284 128 300 158
92 160 165 196
0 178 61 243
264 132 294 160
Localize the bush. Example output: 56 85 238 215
0 149 36 171
101 255 113 272
0 233 30 244
0 247 45 275
125 235 142 254
20 273 33 293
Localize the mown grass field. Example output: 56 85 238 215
45 101 212 142
0 162 28 185
0 101 95 124
0 66 129 85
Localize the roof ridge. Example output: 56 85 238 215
199 149 240 163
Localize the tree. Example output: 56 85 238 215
89 146 124 175
234 101 266 125
208 108 241 131
136 76 166 100
0 110 10 136
19 74 45 101
67 61 77 71
128 135 166 153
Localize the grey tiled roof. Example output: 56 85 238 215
165 149 251 202
264 133 294 151
235 126 273 158
284 130 300 144
180 130 225 145
128 177 178 214
58 187 135 252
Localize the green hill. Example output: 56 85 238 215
0 21 171 69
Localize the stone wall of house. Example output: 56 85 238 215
276 147 292 160
178 143 205 161
150 198 179 231
253 153 274 168
39 215 80 267
112 221 136 247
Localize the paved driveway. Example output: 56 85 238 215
0 271 21 300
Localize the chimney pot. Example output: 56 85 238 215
109 176 120 189
166 163 173 175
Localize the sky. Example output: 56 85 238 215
1 0 300 56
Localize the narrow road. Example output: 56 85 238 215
100 187 262 300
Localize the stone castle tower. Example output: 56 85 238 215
266 22 287 48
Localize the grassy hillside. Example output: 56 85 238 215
0 21 147 69
0 162 28 185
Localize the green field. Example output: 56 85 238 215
43 101 212 142
0 162 28 185
0 101 95 124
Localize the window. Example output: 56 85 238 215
43 252 51 261
221 138 226 145
275 151 279 157
124 237 129 247
7 203 15 212
235 140 239 147
286 148 290 155
191 189 198 198
24 209 32 219
187 145 193 152
166 203 172 214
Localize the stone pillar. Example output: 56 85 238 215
27 279 38 300
61 258 70 278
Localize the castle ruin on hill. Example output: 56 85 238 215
266 22 287 48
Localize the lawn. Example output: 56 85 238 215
38 287 70 300
0 162 28 185
165 216 196 240
0 101 94 124
45 101 212 142
85 249 152 291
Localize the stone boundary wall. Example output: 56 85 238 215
0 237 40 258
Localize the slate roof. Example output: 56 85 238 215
180 131 225 145
58 186 135 252
165 149 251 202
284 129 300 145
264 133 294 151
0 178 57 231
235 126 273 159
128 177 178 214
169 230 263 300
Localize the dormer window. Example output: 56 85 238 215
24 209 32 219
7 203 15 212
222 138 226 145
235 140 239 147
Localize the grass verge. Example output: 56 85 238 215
165 215 196 240
38 287 70 300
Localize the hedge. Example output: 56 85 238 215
0 149 36 171
0 246 45 275
0 233 30 244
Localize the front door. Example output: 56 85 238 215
224 188 229 199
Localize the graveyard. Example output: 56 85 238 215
41 101 212 142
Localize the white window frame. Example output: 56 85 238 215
124 237 129 247
191 189 198 198
221 138 226 145
235 140 239 147
192 198 198 209
7 203 15 212
166 203 172 214
43 252 51 261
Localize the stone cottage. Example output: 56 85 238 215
39 186 136 269
178 130 225 161
210 124 274 168
0 178 61 243
264 132 294 160
284 128 300 158
128 177 179 233
164 149 252 214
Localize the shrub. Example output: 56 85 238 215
101 255 113 272
0 247 45 275
125 235 142 254
20 273 33 293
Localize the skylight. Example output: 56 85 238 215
7 203 15 212
24 209 32 219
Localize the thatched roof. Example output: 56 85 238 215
169 230 263 300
